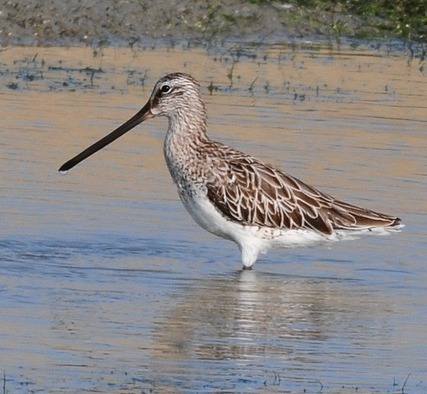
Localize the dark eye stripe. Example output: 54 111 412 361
160 86 182 96
153 86 183 106
172 89 184 96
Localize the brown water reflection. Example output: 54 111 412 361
0 45 426 392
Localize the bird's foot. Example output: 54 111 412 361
242 265 253 271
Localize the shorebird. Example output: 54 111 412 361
59 73 402 269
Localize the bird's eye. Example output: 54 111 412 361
161 85 171 93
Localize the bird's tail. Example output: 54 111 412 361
328 199 402 231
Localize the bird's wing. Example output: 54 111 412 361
206 156 399 234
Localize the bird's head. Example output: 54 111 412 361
148 73 204 117
59 73 204 173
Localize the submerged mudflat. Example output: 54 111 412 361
0 45 426 392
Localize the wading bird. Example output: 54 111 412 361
59 73 402 269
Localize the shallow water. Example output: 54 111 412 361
0 45 426 393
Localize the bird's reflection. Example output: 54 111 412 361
148 270 382 364
42 264 395 392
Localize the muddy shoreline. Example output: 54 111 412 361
1 45 425 97
0 0 425 56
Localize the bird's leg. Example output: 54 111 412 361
240 243 260 270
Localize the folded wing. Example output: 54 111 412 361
206 157 400 234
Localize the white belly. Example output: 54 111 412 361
177 191 333 252
179 192 239 241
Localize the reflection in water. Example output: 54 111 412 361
147 271 397 391
155 271 328 358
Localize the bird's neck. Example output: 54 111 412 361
163 110 209 181
166 108 209 147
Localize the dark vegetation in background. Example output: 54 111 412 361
0 0 425 48
255 0 426 42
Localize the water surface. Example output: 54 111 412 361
0 45 426 393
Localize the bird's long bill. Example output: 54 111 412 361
58 102 152 172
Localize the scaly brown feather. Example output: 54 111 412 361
205 142 400 235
